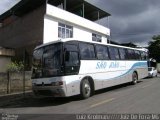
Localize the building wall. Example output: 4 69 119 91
0 5 46 69
157 63 160 73
0 5 46 48
74 25 108 44
43 16 58 43
74 26 92 42
0 48 15 72
0 56 11 72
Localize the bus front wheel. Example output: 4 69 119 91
80 78 91 99
131 72 138 85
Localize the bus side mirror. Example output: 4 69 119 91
65 51 70 62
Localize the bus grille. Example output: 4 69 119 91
36 90 53 96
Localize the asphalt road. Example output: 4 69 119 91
0 76 160 120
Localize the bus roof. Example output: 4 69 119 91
35 38 147 52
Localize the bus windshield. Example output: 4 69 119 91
32 43 62 78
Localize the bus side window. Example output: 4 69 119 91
141 51 148 60
65 51 79 66
118 48 127 60
64 50 80 75
135 50 141 60
127 49 136 60
79 43 96 60
96 45 109 60
108 46 120 60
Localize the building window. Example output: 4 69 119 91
58 23 73 38
92 33 102 42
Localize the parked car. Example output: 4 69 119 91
148 67 158 77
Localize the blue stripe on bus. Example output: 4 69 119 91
118 62 147 78
96 61 148 81
68 62 148 84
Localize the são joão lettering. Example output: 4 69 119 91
96 62 119 69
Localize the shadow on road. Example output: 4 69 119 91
0 94 81 108
0 81 143 108
94 80 143 96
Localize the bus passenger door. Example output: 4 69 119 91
63 44 80 96
64 51 80 75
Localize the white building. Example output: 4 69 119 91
0 0 111 69
44 2 110 44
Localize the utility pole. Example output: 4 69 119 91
23 49 26 98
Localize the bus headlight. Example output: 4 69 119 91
51 81 63 86
32 83 37 86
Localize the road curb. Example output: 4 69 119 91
0 91 33 101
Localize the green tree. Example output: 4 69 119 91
7 61 24 72
148 35 160 62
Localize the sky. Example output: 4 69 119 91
0 0 160 47
87 0 160 46
0 0 20 15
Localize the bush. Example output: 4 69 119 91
7 61 24 72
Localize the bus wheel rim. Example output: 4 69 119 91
133 73 137 83
84 83 91 95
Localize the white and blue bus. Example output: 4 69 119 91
32 39 148 99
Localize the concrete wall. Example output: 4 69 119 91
0 48 15 72
157 63 160 73
0 57 11 73
0 73 7 94
0 71 32 95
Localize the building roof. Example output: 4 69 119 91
0 47 15 57
65 0 111 20
0 0 111 22
0 0 46 22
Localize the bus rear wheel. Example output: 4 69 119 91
80 78 91 99
131 72 138 85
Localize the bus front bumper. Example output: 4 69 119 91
32 86 66 97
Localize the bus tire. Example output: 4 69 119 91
131 72 138 85
80 78 91 99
